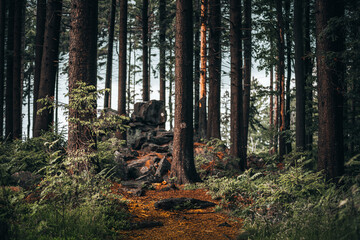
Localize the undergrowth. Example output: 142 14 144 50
201 152 360 240
0 136 129 240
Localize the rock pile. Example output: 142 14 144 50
113 100 174 193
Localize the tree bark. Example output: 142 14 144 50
159 0 166 103
34 0 63 137
104 0 116 109
118 0 127 116
199 0 207 139
276 0 286 159
0 0 6 139
207 0 221 139
12 0 25 139
5 0 14 139
68 0 98 152
142 0 149 101
118 0 127 140
33 0 46 136
294 0 306 151
171 0 200 184
230 0 245 170
316 0 345 180
304 0 313 151
194 0 200 136
269 65 274 154
285 0 292 153
242 0 252 158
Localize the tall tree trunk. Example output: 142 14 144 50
269 65 274 154
169 37 174 130
285 0 292 153
127 31 132 114
33 0 46 136
230 0 245 170
194 0 200 136
304 0 313 151
5 0 14 139
118 0 128 140
12 0 25 139
274 65 279 154
316 0 345 180
276 0 286 159
104 0 116 109
34 0 63 137
142 0 149 101
159 0 166 103
207 0 221 139
118 0 127 116
171 0 200 184
68 0 98 153
294 0 306 151
0 0 6 139
199 0 207 139
243 0 252 158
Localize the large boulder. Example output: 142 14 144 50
131 100 166 126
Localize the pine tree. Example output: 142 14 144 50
104 0 116 109
68 0 98 152
34 0 63 137
171 0 200 184
33 0 46 136
316 0 345 180
230 0 246 170
207 0 221 139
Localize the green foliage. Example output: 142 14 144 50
202 154 360 239
194 138 238 179
0 132 66 186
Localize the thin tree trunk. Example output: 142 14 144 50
5 0 14 139
34 0 63 137
33 0 46 136
12 0 25 139
285 0 292 153
169 37 174 130
127 31 132 114
55 68 58 134
199 0 207 139
171 0 200 184
142 0 149 101
242 0 252 158
269 65 274 154
316 0 345 180
118 0 128 140
207 0 221 139
304 0 313 151
294 0 306 151
159 0 166 103
274 65 279 154
276 0 286 159
194 0 200 136
118 0 127 116
230 0 245 170
0 0 6 139
104 0 116 109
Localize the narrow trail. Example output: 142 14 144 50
113 183 243 240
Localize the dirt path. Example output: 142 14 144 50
114 183 243 240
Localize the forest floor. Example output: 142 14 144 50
112 182 243 240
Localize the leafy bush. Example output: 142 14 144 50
202 153 360 239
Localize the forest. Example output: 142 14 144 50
1 0 360 239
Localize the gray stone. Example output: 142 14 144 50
131 100 166 125
155 157 171 177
